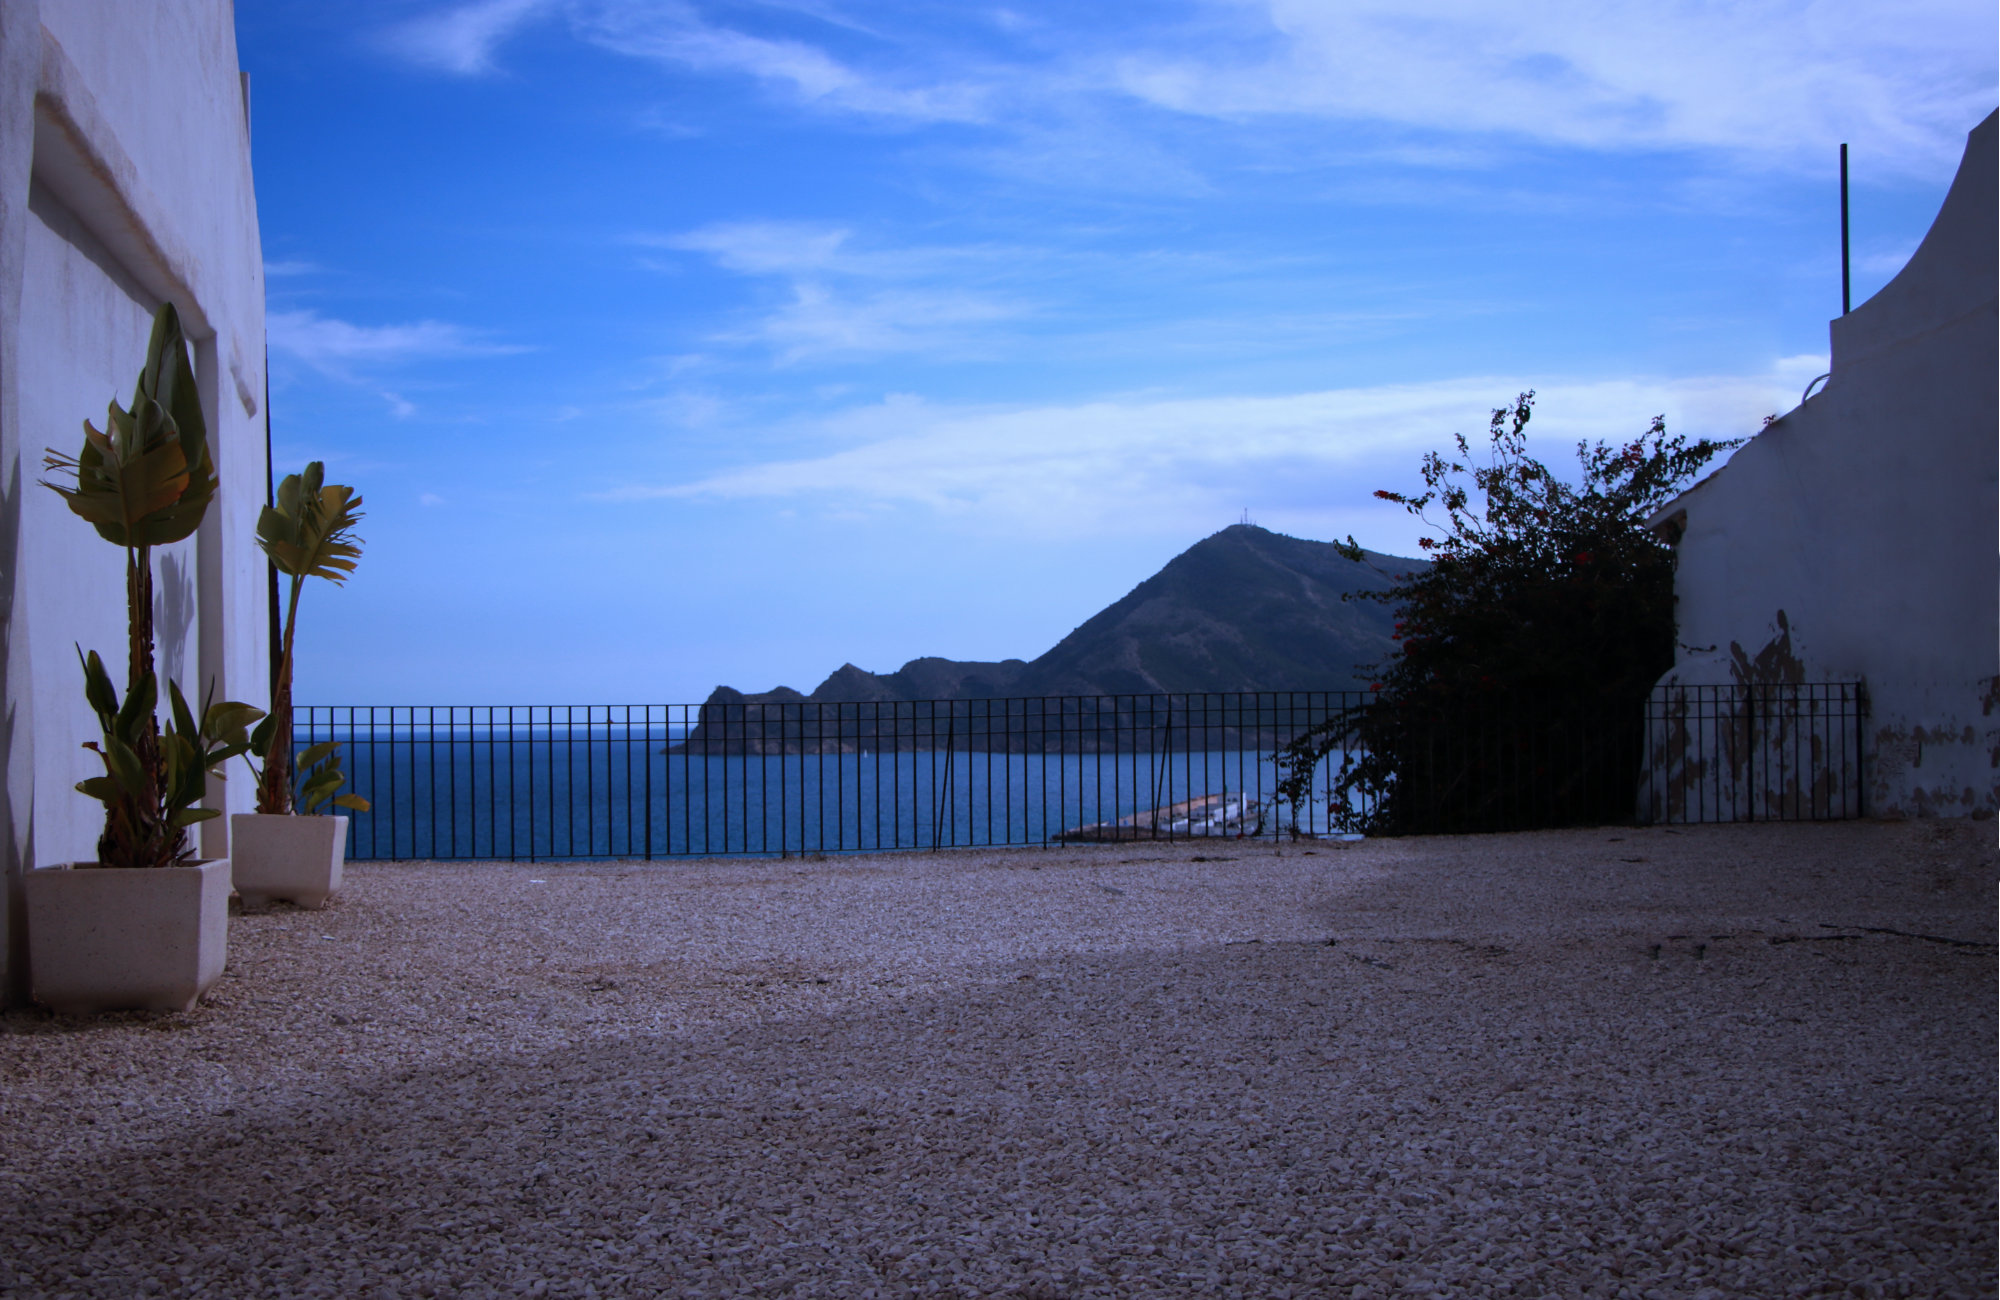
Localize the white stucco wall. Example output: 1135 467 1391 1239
0 2 267 1001
1648 112 1999 820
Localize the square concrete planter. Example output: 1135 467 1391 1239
25 859 231 1014
230 814 347 909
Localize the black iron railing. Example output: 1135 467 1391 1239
1641 681 1867 823
292 681 1868 860
297 693 1370 861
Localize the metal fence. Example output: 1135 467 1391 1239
1640 681 1868 823
299 693 1370 862
295 681 1869 861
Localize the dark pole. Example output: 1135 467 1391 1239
264 345 281 698
247 73 281 702
1839 143 1851 315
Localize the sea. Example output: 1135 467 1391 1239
310 723 1357 862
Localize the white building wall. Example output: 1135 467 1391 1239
1649 112 1999 820
0 1 267 1002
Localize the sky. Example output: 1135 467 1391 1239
234 0 1997 705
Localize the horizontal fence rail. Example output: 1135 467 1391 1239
298 694 1372 862
1641 681 1868 823
293 682 1868 861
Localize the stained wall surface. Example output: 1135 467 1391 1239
1649 112 1999 820
0 1 267 1001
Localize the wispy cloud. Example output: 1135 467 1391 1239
1117 0 1996 172
652 221 1022 360
751 283 1017 360
654 220 853 274
381 0 557 75
383 0 1993 177
268 309 529 378
572 1 993 122
605 358 1825 539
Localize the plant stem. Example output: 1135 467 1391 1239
116 543 173 867
260 572 305 815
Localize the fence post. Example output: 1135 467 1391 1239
1855 682 1869 819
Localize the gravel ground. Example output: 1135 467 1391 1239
1 820 1993 1298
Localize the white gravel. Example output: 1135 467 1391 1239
1 820 1993 1298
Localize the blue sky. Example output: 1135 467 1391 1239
235 0 1996 704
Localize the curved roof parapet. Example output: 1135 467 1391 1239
1646 108 1998 537
1828 110 1997 372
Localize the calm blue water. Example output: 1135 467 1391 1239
316 730 1353 860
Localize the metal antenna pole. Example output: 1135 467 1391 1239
1840 143 1851 315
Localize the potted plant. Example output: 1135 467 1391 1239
230 462 368 909
33 302 263 1014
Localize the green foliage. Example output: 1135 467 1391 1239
1276 392 1740 834
252 461 366 815
256 462 364 584
74 648 262 868
296 741 370 815
41 304 215 549
244 717 371 816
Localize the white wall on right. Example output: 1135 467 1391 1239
1649 111 1999 820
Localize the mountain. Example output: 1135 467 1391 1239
715 525 1424 704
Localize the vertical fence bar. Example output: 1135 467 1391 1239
383 706 395 858
1855 683 1868 819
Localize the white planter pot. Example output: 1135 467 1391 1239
25 859 231 1014
229 814 347 909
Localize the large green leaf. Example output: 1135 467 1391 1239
295 739 342 770
207 701 265 738
294 740 364 814
248 710 278 760
78 647 118 724
100 733 147 795
138 301 207 470
204 739 252 768
114 670 156 742
160 731 201 810
298 768 343 814
167 679 198 748
74 776 120 803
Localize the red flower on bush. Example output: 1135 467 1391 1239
1573 551 1593 564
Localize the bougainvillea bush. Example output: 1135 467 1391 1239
1277 392 1739 834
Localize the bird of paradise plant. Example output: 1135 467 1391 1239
42 302 262 867
246 462 370 815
